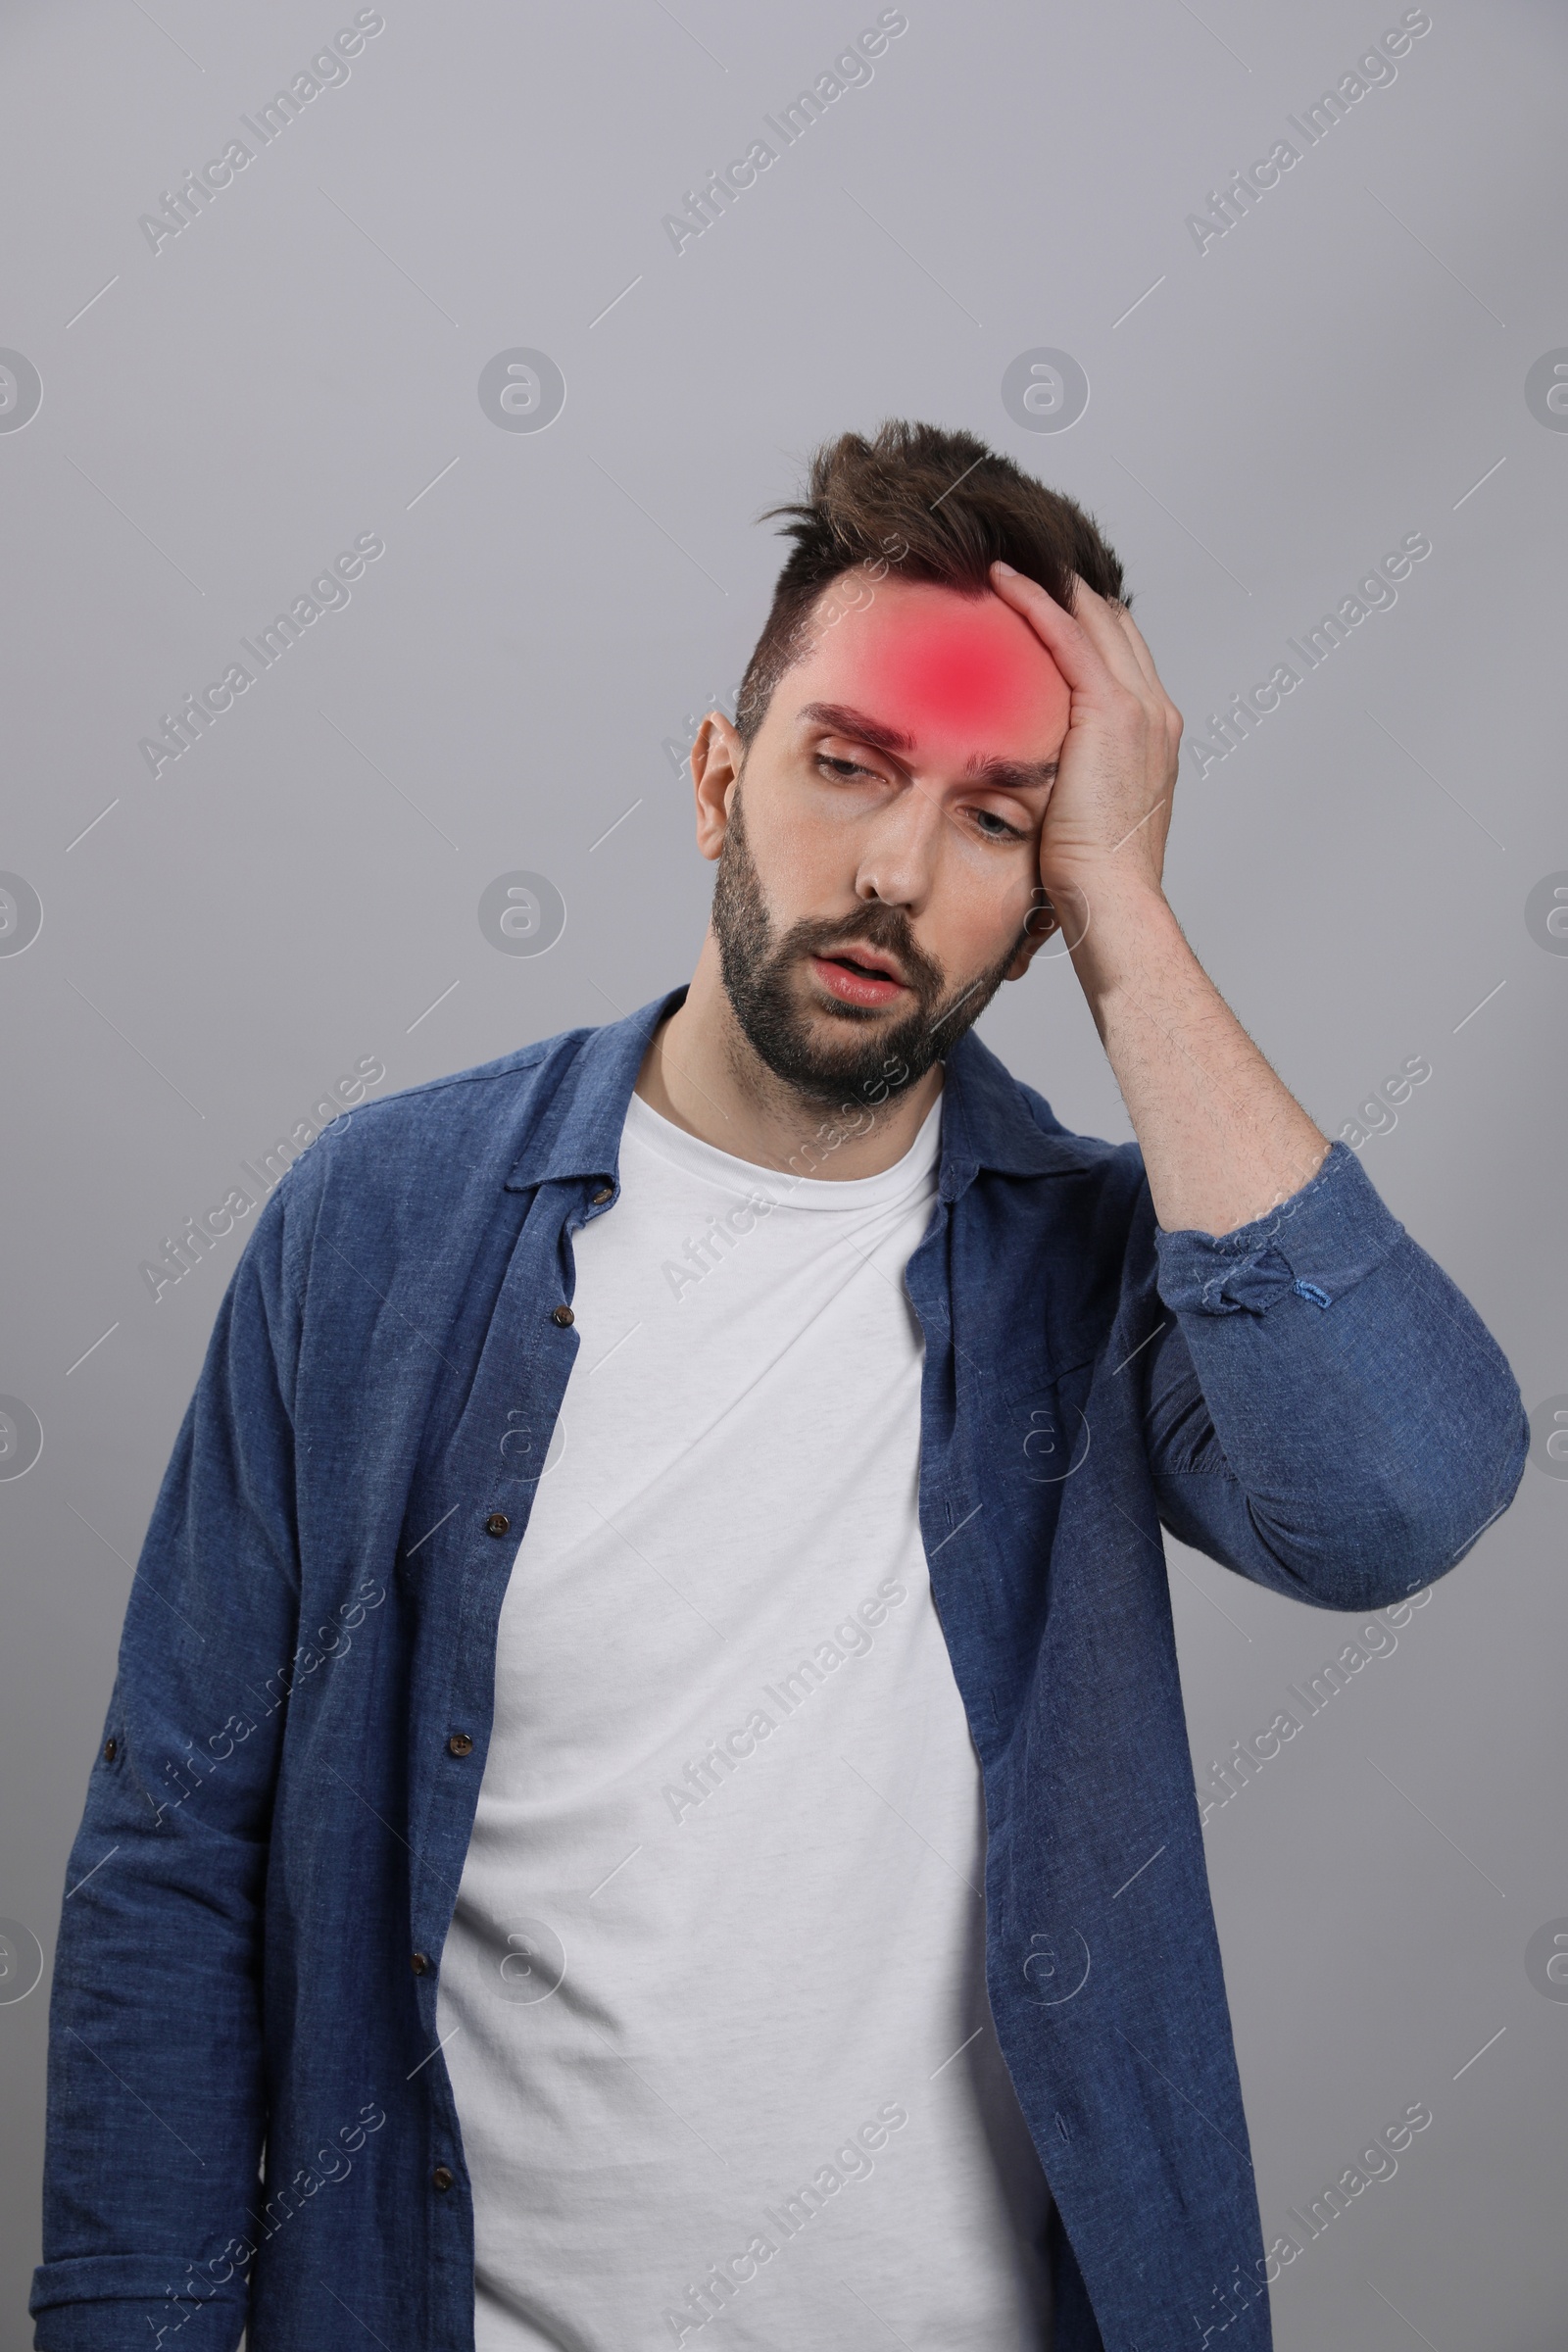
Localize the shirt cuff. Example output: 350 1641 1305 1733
1152 1140 1407 1317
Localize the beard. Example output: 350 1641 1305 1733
710 784 1029 1113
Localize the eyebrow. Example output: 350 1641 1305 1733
798 702 1058 792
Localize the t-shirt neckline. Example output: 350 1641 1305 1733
621 1085 944 1210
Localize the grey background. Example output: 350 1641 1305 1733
2 0 1564 2342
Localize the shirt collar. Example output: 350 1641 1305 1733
504 987 686 1192
504 984 1102 1194
935 1021 1105 1190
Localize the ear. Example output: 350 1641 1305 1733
692 712 744 862
1003 889 1060 981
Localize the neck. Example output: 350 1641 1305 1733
635 933 944 1178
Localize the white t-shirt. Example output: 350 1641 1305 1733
436 1087 1054 2350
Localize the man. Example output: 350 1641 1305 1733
32 421 1527 2352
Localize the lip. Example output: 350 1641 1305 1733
808 948 909 1009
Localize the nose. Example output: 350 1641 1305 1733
853 777 947 910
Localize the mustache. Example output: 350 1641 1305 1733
775 904 947 1004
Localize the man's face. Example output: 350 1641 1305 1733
704 572 1072 1106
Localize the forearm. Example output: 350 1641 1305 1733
1067 877 1329 1237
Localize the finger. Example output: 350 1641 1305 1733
1108 605 1166 700
987 562 1114 698
1108 606 1159 695
1065 576 1157 699
1112 608 1184 756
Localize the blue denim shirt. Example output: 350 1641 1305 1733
31 986 1528 2352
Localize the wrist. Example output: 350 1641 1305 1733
1056 875 1189 1004
1040 865 1170 943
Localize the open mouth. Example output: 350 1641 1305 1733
808 948 909 1008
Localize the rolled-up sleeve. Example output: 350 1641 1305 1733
1142 1141 1529 1610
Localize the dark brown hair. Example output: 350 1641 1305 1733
734 418 1127 745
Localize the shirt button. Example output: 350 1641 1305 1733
484 1512 511 1538
447 1732 473 1757
102 1739 118 1762
411 1951 430 1976
551 1303 575 1327
591 1187 612 1205
432 2164 455 2192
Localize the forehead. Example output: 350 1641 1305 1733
787 573 1069 753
